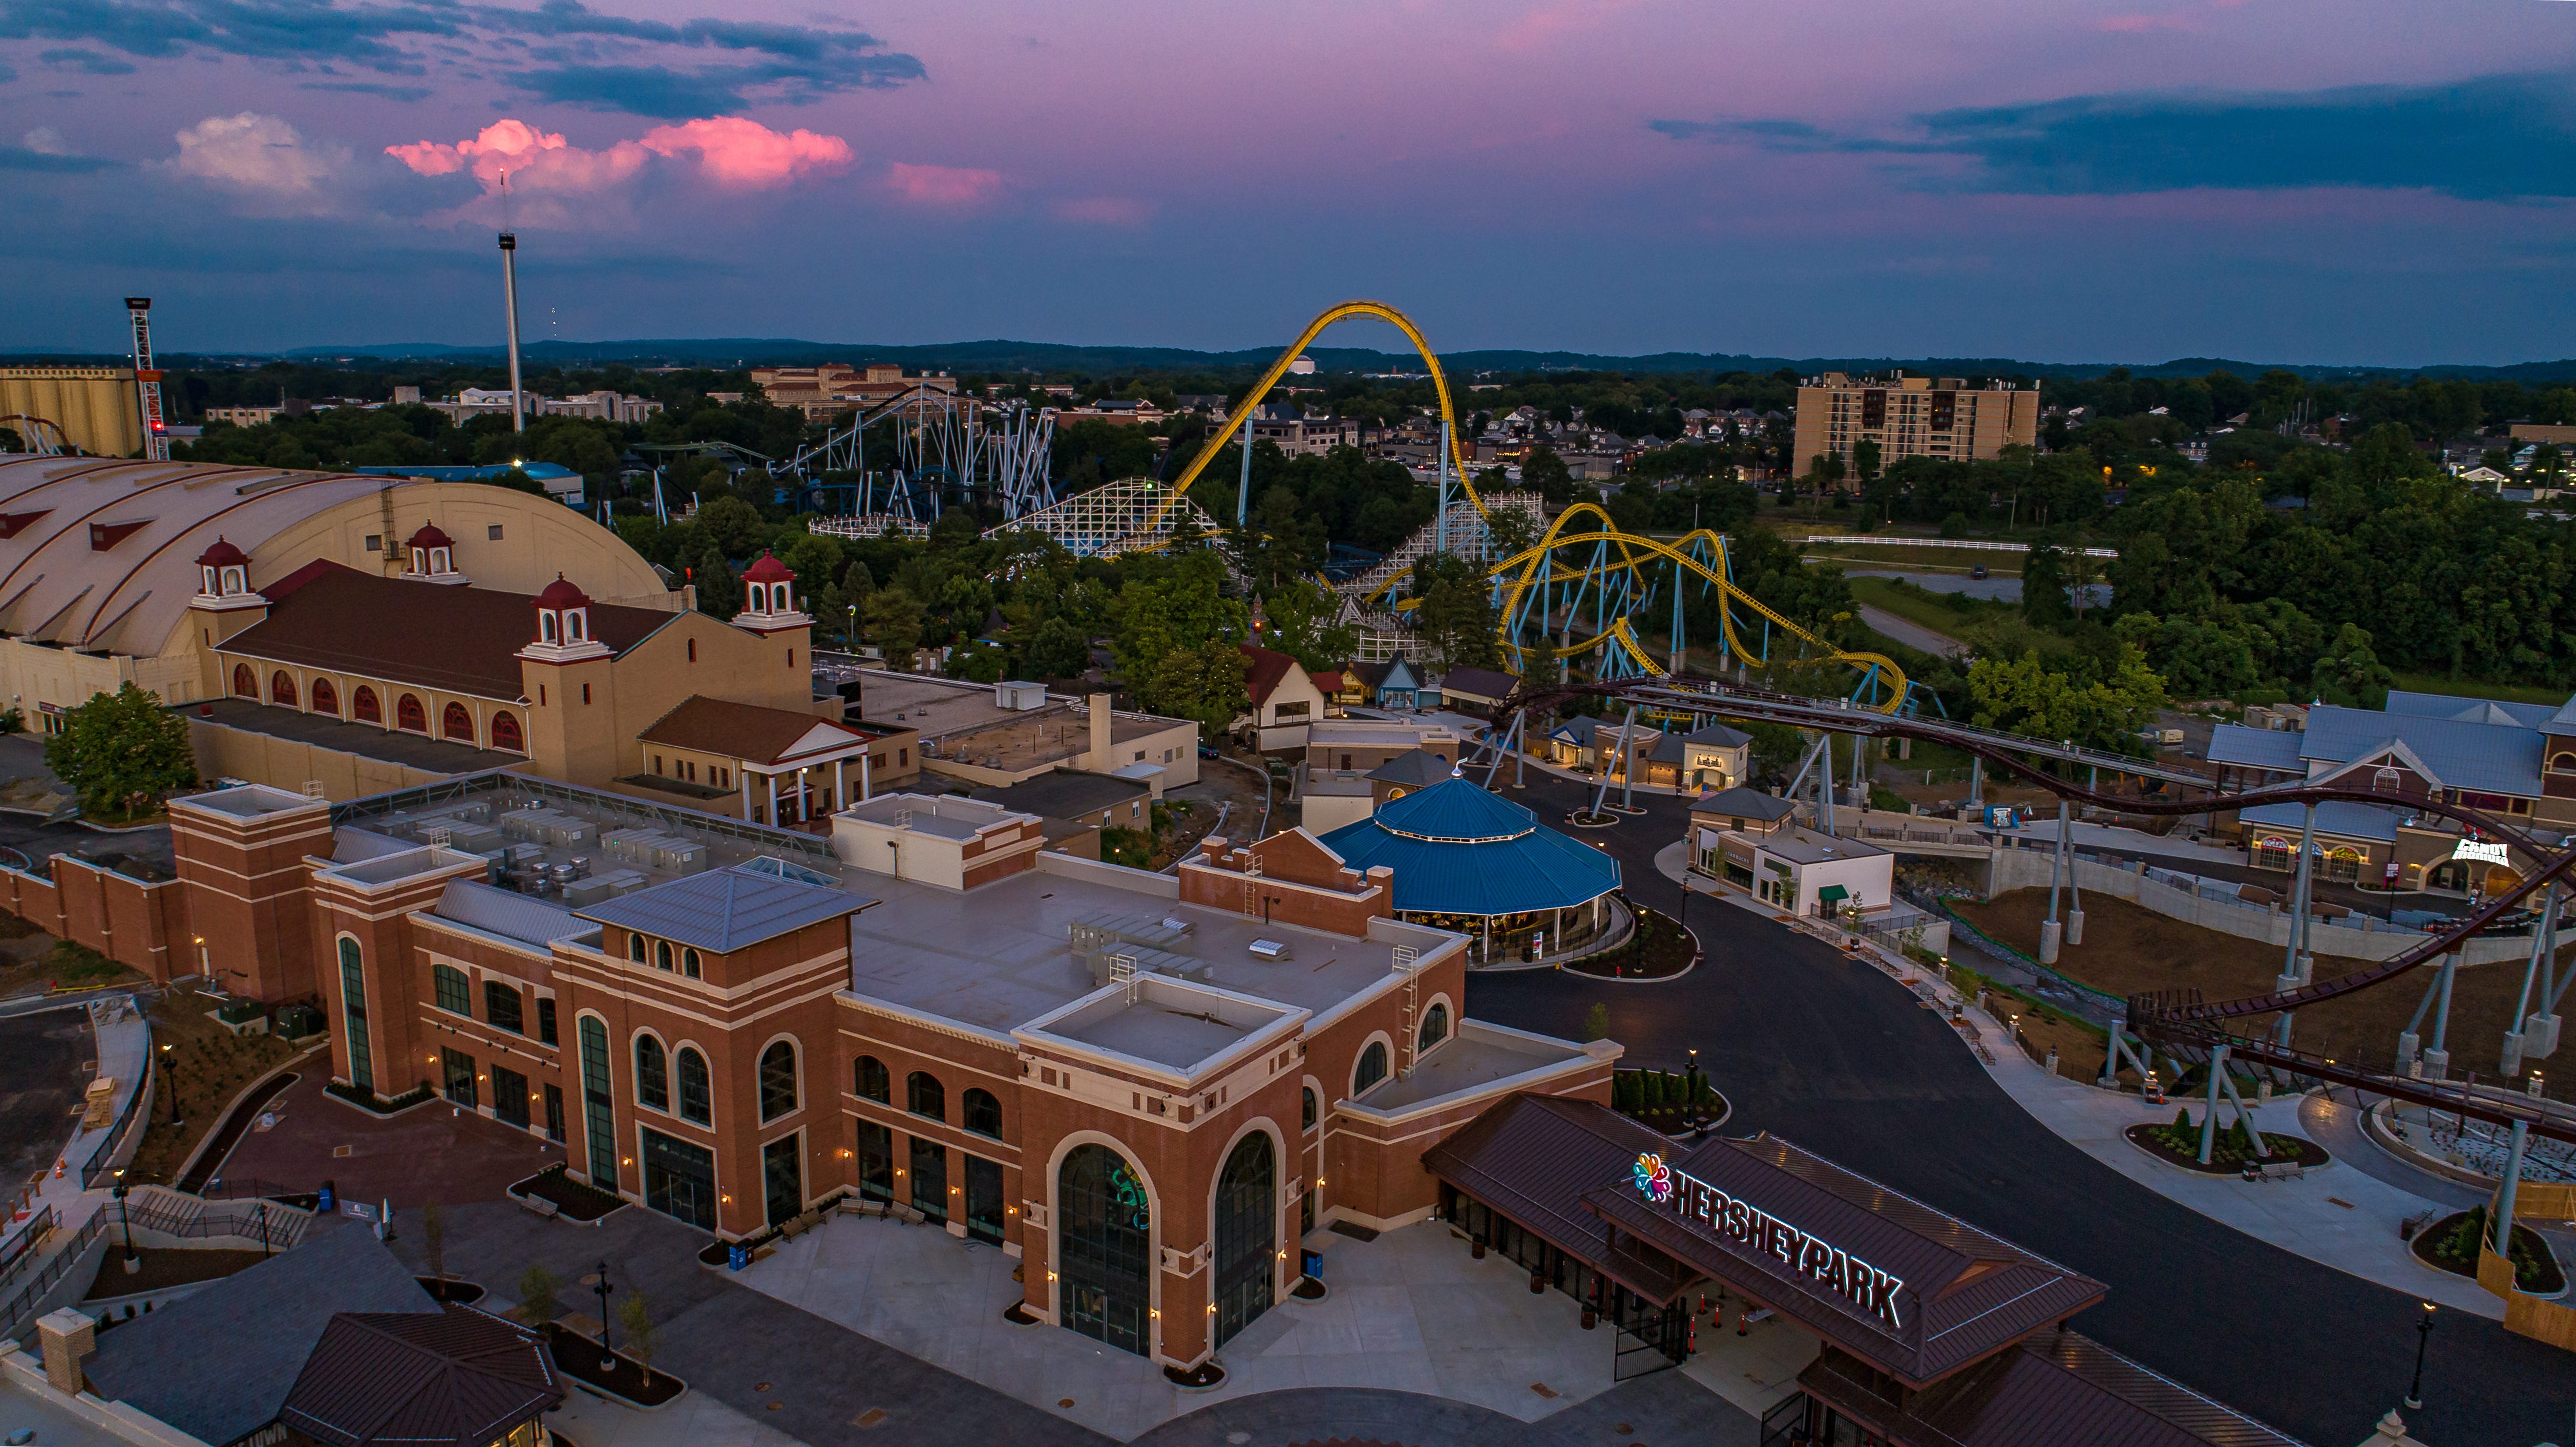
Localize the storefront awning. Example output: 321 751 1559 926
1816 884 1849 904
1697 828 1722 849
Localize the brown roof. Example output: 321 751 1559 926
223 561 677 700
1239 644 1302 707
1420 1092 1696 1302
1439 666 1520 700
277 1305 563 1447
639 694 867 766
1803 1332 2310 1447
1584 1132 2106 1387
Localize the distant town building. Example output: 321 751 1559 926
1792 373 2039 482
1288 354 1317 375
752 363 958 421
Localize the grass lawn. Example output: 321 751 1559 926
1804 542 2028 576
1846 576 2012 637
2386 672 2572 707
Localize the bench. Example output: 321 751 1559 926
517 1194 560 1219
2244 1161 2304 1182
777 1216 810 1241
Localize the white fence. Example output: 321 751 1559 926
1795 535 2120 559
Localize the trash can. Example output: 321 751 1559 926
727 1242 751 1271
1300 1248 1322 1281
317 1180 335 1213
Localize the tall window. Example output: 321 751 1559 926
676 1046 712 1125
396 693 427 732
906 1070 945 1121
856 1119 894 1201
1057 1144 1152 1357
1353 1040 1389 1095
353 686 380 724
681 948 701 979
431 963 470 1016
442 701 474 740
1417 1002 1449 1051
310 678 338 715
655 941 674 972
1214 1132 1277 1347
578 1016 617 1191
270 671 297 707
536 995 557 1046
855 1055 890 1103
483 979 524 1034
337 938 372 1094
635 1036 669 1112
490 711 524 753
628 933 646 963
963 1088 1001 1137
1301 1086 1317 1132
759 1041 799 1122
232 663 256 697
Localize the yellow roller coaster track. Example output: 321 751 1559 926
1168 300 1484 517
1485 503 1909 713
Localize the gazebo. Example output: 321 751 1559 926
1318 777 1622 965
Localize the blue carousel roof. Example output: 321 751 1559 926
1317 777 1621 917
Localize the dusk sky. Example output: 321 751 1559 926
3 0 2574 363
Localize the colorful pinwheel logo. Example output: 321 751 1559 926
1633 1152 1671 1203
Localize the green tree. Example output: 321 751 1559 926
1259 578 1358 670
2021 544 2072 626
688 537 741 620
695 495 765 556
517 1265 560 1326
1582 1002 1609 1042
1413 553 1503 671
1109 551 1246 688
1020 615 1093 680
617 1289 658 1378
2311 623 2394 708
1141 638 1250 736
45 683 198 821
863 587 927 668
1807 452 1846 490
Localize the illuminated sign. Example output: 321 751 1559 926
2451 839 2514 868
1632 1153 1907 1330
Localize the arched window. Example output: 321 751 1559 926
2252 837 2292 872
906 1070 945 1121
2555 752 2576 773
681 948 701 979
396 694 426 732
1301 1086 1317 1132
231 663 255 697
1213 1132 1277 1347
963 1087 1001 1137
635 1035 669 1111
628 932 646 963
310 678 338 715
1353 1040 1389 1096
759 1040 800 1122
353 686 381 724
539 611 559 644
270 671 297 707
1418 1002 1449 1051
2373 765 2403 792
489 711 523 753
855 1055 890 1103
431 962 470 1016
676 1046 711 1125
1057 1145 1151 1356
655 940 673 972
442 701 474 740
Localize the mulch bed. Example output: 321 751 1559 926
86 1247 268 1299
1562 906 1695 981
2123 1122 2333 1175
417 1276 486 1304
1290 1276 1327 1300
2411 1212 2569 1296
538 1322 686 1406
1163 1362 1225 1388
511 1164 626 1222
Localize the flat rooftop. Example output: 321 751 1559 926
852 671 1069 741
1758 824 1889 866
190 698 530 776
1306 720 1457 748
841 792 1027 841
934 709 1179 775
843 856 1455 1038
1359 1021 1591 1112
1023 975 1299 1076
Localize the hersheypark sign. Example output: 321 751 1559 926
1632 1153 1907 1331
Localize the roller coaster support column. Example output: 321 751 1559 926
1967 756 1984 811
2495 1116 2532 1258
2198 1043 2231 1165
2274 802 2319 1046
2040 801 2067 965
1436 420 1452 555
1622 708 1640 813
2502 881 2559 1076
1236 410 1255 527
1590 706 1638 820
1818 737 1837 838
2423 947 2461 1080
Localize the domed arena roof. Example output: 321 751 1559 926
1317 777 1620 916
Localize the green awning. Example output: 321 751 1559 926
1816 885 1850 904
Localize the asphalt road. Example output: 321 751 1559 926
1461 762 2573 1447
0 1006 92 1189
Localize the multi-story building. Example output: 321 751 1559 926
750 364 959 422
1792 374 2038 482
0 366 143 458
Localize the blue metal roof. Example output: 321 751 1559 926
2382 690 2561 729
1317 778 1620 916
2239 799 2407 844
2300 705 2543 797
2206 723 2305 773
353 462 579 482
577 864 870 952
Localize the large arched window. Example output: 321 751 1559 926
442 701 474 740
1352 1040 1389 1096
1301 1086 1317 1132
2555 752 2576 773
337 937 372 1094
396 693 426 732
906 1070 945 1120
635 1035 669 1111
855 1055 890 1103
1418 1002 1449 1051
759 1040 799 1122
489 711 523 753
1057 1144 1151 1357
963 1087 1001 1137
353 686 381 724
676 1046 711 1125
1214 1132 1277 1346
431 962 470 1015
270 670 297 707
578 1016 617 1189
310 678 338 715
232 662 256 697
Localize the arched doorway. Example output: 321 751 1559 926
1213 1132 1276 1347
1058 1144 1152 1357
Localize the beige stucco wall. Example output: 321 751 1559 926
0 369 140 458
185 716 511 801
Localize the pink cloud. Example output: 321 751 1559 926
387 116 850 195
887 162 1003 205
1052 196 1153 226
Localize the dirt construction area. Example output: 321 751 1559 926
1953 889 2573 1104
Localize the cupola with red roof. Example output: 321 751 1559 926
520 572 611 664
406 521 465 584
193 536 253 602
731 550 811 636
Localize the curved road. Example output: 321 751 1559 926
1462 762 2572 1447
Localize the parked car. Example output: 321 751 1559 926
1969 564 1990 580
1199 745 1221 759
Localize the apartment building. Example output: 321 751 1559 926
1792 374 2039 482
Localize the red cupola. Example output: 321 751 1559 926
192 534 257 607
733 550 808 635
521 573 610 664
406 522 464 583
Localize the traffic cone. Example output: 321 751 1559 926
54 1157 64 1179
1688 1318 1699 1354
1737 1308 1750 1336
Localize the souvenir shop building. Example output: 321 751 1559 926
1426 1095 2304 1447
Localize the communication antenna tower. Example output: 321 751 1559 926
125 297 167 461
498 170 526 437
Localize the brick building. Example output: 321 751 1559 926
1791 374 2038 482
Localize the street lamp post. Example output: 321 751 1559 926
112 1173 134 1267
590 1260 616 1371
2405 1302 2434 1410
160 1043 177 1124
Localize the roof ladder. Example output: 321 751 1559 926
1395 944 1421 1077
376 482 400 575
1242 852 1263 921
1109 952 1139 1005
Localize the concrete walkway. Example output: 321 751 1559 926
1649 840 2515 1318
15 995 150 1236
1856 605 1965 659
